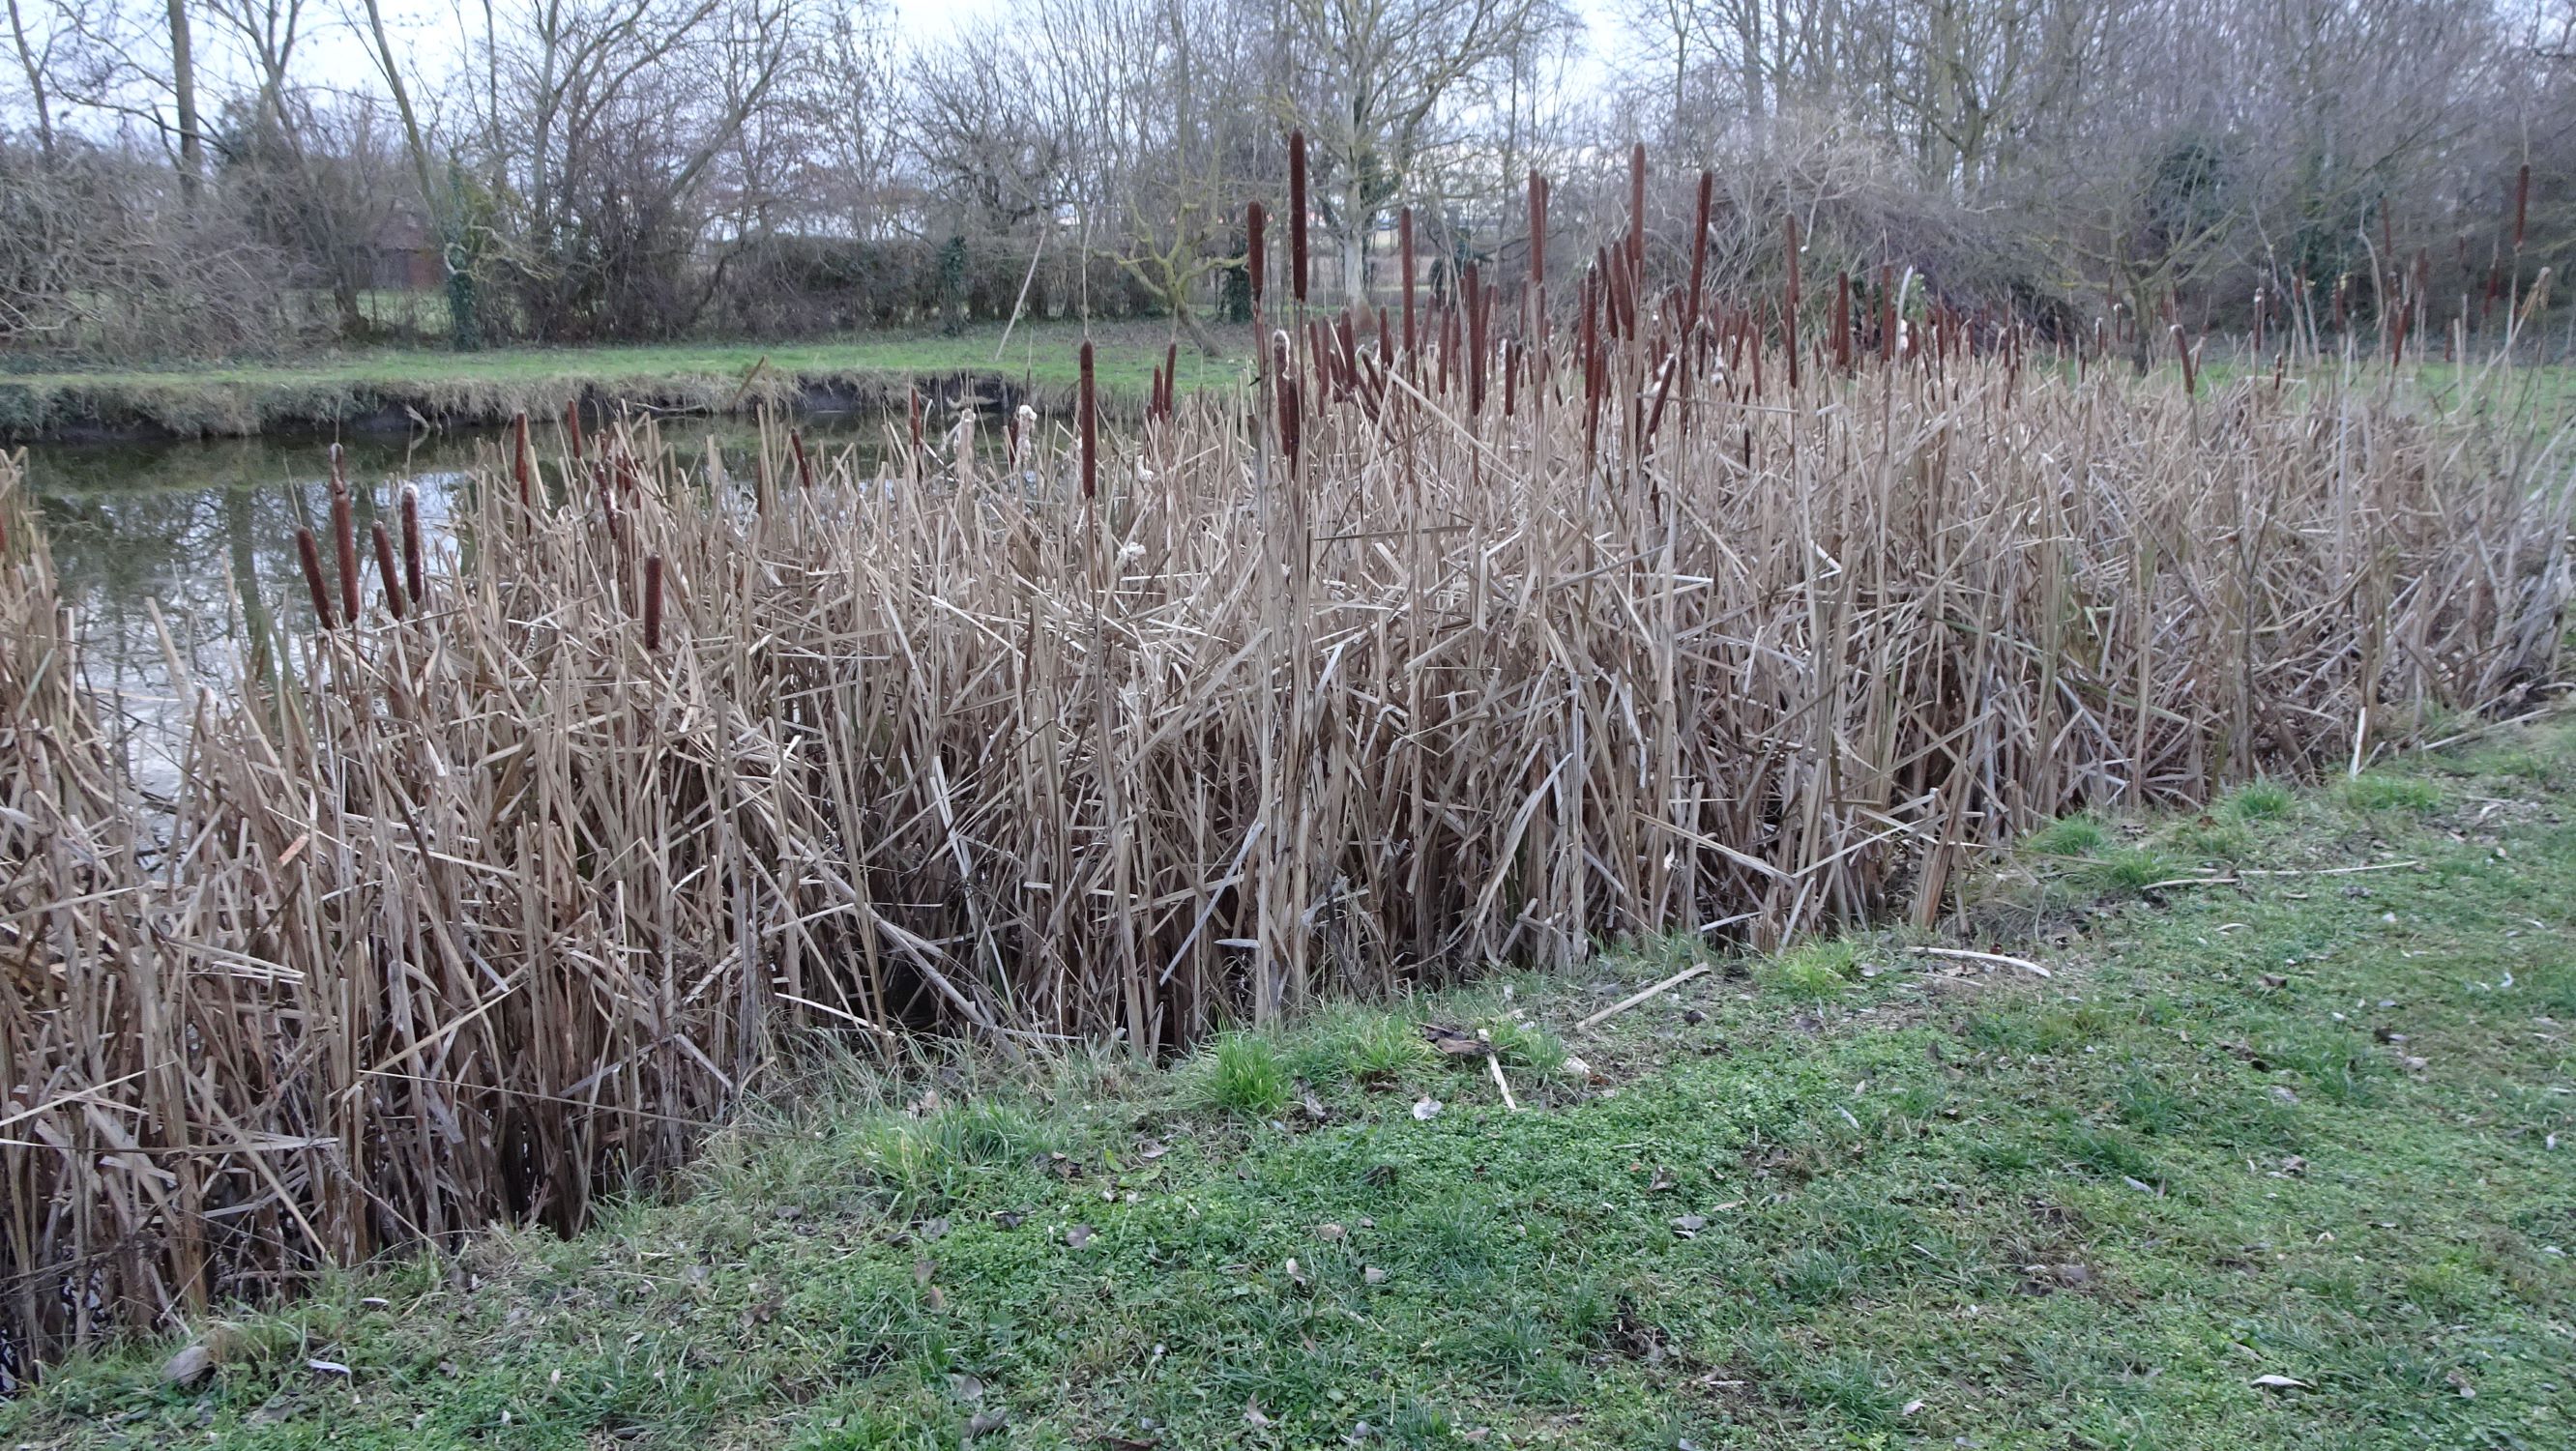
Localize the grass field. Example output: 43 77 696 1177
11 721 2571 1448
0 321 1247 441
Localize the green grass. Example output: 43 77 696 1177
0 320 1248 440
9 723 2576 1448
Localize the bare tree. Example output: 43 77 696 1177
1273 0 1575 305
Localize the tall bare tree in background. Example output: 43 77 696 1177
1272 0 1575 304
0 0 2566 362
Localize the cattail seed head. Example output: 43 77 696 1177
328 476 360 624
1627 142 1646 272
370 522 405 621
399 485 424 604
1288 131 1309 305
296 528 337 630
1078 341 1098 500
1246 201 1267 306
2514 162 2531 251
1527 170 1547 288
642 554 663 652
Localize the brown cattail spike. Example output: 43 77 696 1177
1627 142 1647 273
296 528 336 630
1246 201 1268 309
1783 216 1801 392
370 522 406 621
1528 171 1547 289
1288 131 1309 305
1834 273 1852 371
642 554 663 653
2513 162 2531 252
399 485 424 604
1078 341 1098 500
328 475 360 624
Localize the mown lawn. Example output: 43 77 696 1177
9 724 2574 1448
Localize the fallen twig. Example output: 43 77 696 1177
1908 945 2051 978
1574 965 1712 1030
2140 858 2420 891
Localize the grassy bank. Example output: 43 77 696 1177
0 321 1246 442
11 722 2572 1447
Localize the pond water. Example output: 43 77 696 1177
15 411 905 786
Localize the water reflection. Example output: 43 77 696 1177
21 414 900 788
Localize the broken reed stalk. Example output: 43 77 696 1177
4 234 2570 1378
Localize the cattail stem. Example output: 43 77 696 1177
1527 171 1546 290
1687 171 1712 335
1833 272 1852 371
512 413 534 510
1465 264 1486 417
296 528 336 630
1246 201 1267 310
1399 207 1417 360
370 522 405 621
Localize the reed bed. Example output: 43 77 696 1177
4 214 2572 1375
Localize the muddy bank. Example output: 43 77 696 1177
0 365 1083 445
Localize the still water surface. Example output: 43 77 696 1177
17 412 902 783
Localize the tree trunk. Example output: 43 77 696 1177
168 0 202 196
1343 171 1370 306
7 0 52 156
